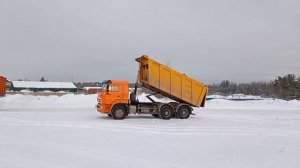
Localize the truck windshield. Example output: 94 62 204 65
101 84 108 92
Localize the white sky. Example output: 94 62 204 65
0 0 299 83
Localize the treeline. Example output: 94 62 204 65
208 74 300 100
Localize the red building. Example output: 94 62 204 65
0 76 7 96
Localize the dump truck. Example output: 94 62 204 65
0 76 7 97
97 55 208 120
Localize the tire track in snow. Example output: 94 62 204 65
1 119 299 137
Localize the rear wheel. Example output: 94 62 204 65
177 106 191 119
159 105 174 120
111 105 127 120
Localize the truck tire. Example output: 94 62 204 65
112 105 127 120
159 105 174 120
177 106 191 119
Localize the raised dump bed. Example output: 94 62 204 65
136 55 208 107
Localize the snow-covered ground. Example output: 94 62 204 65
0 94 300 168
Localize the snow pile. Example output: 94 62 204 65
207 94 226 99
206 98 300 110
0 94 97 109
1 93 300 110
11 81 77 88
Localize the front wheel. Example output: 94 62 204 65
111 105 127 120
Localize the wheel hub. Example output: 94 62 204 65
181 110 187 116
116 110 123 117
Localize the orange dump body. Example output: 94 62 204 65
0 76 7 96
97 80 129 114
136 55 208 107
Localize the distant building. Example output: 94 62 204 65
83 87 102 94
0 76 7 96
10 81 77 93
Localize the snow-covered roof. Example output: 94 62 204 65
83 87 102 90
12 81 77 89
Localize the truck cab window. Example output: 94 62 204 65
109 85 119 92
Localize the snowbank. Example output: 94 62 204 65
1 94 300 110
206 98 300 110
12 81 76 88
0 94 97 109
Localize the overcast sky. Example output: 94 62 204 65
0 0 299 84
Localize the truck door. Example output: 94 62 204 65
107 84 121 103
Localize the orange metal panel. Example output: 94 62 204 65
171 72 182 98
